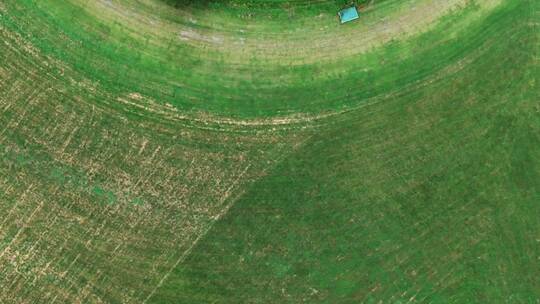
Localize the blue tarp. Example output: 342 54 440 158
338 6 359 24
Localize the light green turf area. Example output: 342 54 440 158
0 0 538 303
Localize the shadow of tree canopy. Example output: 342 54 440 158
160 0 363 10
160 0 213 9
157 0 379 21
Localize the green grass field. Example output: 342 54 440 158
0 0 538 303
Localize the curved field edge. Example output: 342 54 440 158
1 0 503 120
149 1 540 303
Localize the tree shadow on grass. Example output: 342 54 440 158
159 0 363 10
159 0 215 9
